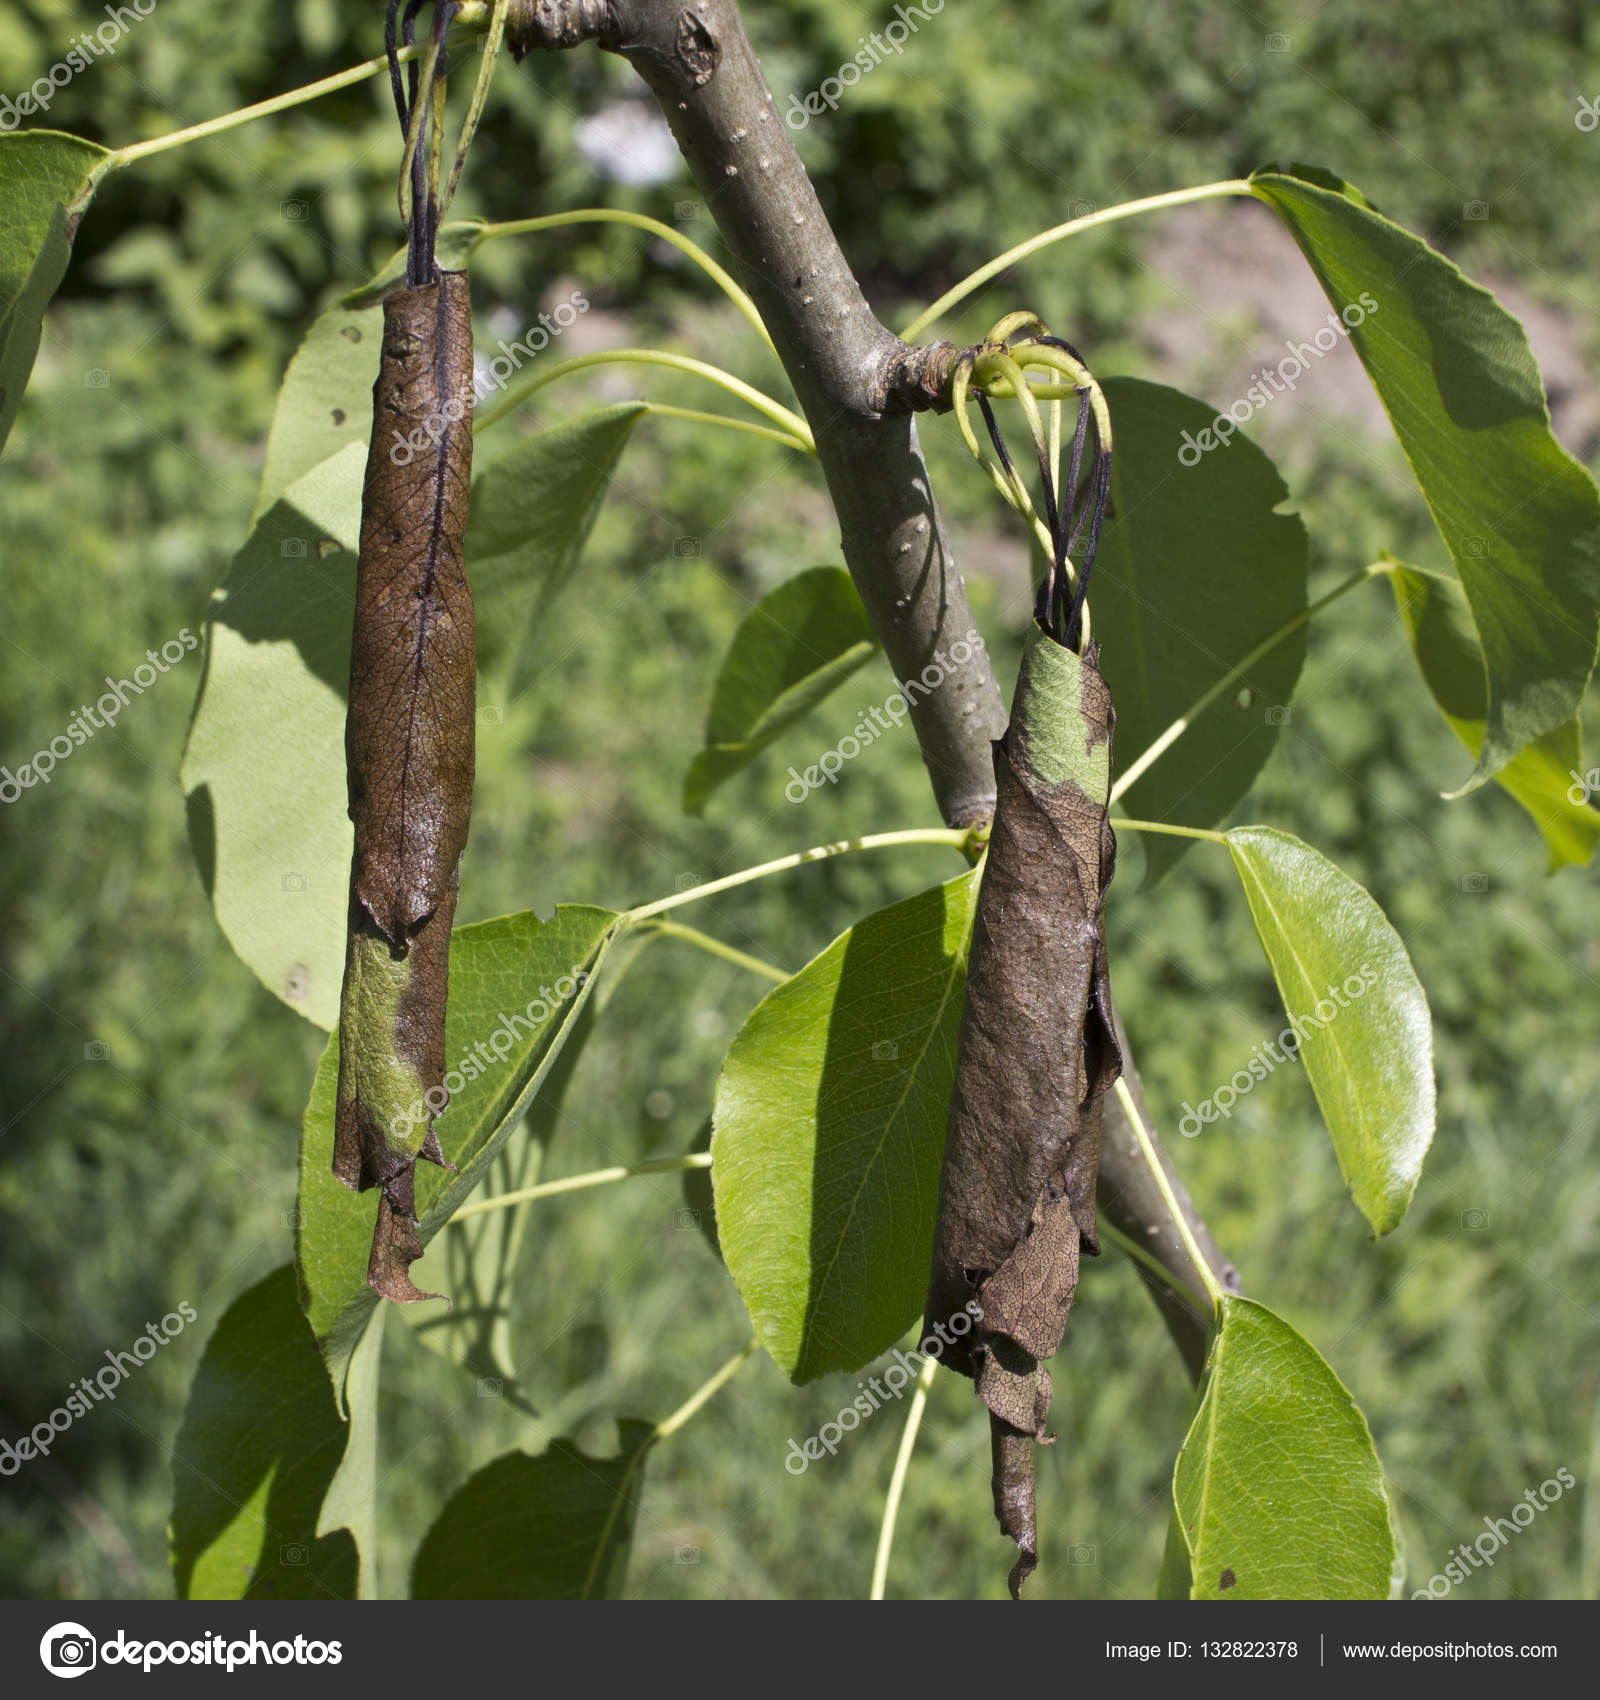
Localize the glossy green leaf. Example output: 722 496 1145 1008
170 1266 376 1600
1160 1296 1395 1600
1252 167 1600 783
465 403 648 691
411 1423 652 1599
0 131 111 453
1093 378 1309 884
396 1003 596 1389
1385 560 1599 870
181 445 365 1031
713 871 980 1383
684 566 879 813
255 222 486 519
1226 826 1434 1234
298 905 618 1394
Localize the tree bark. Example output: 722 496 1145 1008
508 0 1238 1369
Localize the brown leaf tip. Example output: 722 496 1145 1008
365 1185 449 1308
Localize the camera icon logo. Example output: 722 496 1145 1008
477 704 504 726
280 537 308 558
1462 1208 1490 1231
1265 32 1291 51
871 1040 899 1062
674 200 701 222
673 537 702 558
281 872 307 893
83 1041 111 1062
1265 705 1292 726
1461 871 1489 893
281 199 309 221
673 1208 701 1232
1069 200 1097 218
1463 537 1488 557
1463 200 1489 221
40 1623 97 1677
82 368 110 390
1068 1543 1097 1564
280 1543 309 1565
477 1377 504 1397
674 1544 700 1564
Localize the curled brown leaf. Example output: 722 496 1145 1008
925 625 1121 1594
333 271 476 1305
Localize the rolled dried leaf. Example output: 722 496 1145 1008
924 623 1121 1595
334 270 476 1304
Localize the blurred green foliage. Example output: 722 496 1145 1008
1 0 1597 1601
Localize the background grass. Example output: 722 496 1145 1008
1 0 1597 1601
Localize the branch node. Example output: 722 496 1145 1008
505 0 617 57
876 340 960 415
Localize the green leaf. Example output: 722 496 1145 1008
684 566 879 813
0 131 111 454
170 1266 372 1600
713 871 980 1382
396 1002 596 1389
298 904 618 1394
1225 826 1434 1234
1160 1296 1395 1600
255 222 486 520
1385 560 1599 870
1093 377 1309 884
181 445 365 1030
465 403 648 692
411 1423 652 1599
1251 167 1600 782
314 1300 383 1598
